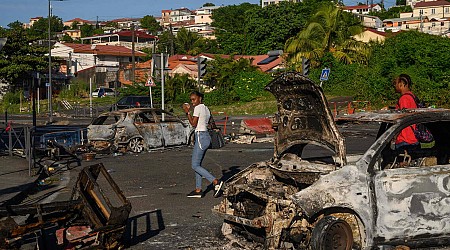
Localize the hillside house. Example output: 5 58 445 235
343 4 382 14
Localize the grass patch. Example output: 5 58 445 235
210 95 277 116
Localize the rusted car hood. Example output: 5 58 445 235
265 72 346 165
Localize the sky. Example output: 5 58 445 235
0 0 260 28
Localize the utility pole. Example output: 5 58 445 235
48 0 53 123
131 25 136 82
161 53 165 121
420 12 424 32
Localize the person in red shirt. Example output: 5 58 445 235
393 74 419 150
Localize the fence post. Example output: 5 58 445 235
8 125 12 156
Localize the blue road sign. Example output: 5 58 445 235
320 68 330 81
45 82 50 87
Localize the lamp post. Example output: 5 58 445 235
48 0 63 123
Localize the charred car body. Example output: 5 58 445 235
214 72 450 249
88 108 194 153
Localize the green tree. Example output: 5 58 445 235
0 23 48 93
156 30 176 54
80 23 103 37
369 5 412 20
203 3 215 7
29 16 64 39
140 15 162 35
61 33 74 42
70 21 80 30
285 3 368 69
165 73 197 103
211 3 259 54
243 1 321 55
175 27 200 55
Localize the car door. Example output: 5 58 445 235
133 111 163 148
87 114 118 141
156 110 188 146
373 150 450 244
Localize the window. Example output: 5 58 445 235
419 9 424 15
432 22 436 27
431 8 436 14
445 7 449 13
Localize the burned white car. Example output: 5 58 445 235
87 108 194 153
214 72 450 249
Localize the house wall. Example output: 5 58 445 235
413 5 450 19
353 30 386 43
403 19 450 35
170 9 194 23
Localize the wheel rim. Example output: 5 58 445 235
323 220 353 250
128 138 144 153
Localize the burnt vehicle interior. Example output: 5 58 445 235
376 120 450 170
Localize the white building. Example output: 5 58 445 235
261 0 302 7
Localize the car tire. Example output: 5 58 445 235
311 216 353 250
128 137 144 153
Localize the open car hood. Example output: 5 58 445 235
265 72 346 165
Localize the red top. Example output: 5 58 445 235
395 92 418 145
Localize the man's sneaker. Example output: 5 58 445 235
187 190 203 198
214 181 224 198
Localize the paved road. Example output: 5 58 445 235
3 119 379 249
30 142 275 249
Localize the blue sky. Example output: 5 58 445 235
0 0 260 28
1 0 396 28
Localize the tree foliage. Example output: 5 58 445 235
80 23 103 38
320 31 450 108
0 24 48 93
285 3 368 69
211 3 259 54
29 16 64 39
140 15 162 34
175 28 200 55
369 5 412 20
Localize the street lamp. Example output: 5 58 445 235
48 0 64 123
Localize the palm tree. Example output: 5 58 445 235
285 3 369 69
175 28 200 55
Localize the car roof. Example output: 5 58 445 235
335 108 450 124
100 108 172 116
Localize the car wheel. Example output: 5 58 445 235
128 137 144 153
311 216 353 250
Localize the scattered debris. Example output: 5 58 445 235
0 163 131 249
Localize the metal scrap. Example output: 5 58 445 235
0 163 131 249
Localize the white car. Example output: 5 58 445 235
92 87 116 98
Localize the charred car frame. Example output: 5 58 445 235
214 72 450 249
87 108 194 153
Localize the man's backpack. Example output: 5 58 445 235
403 93 434 143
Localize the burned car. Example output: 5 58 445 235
214 72 450 249
88 108 194 153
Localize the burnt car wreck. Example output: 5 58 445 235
214 72 450 249
0 163 131 249
87 108 194 153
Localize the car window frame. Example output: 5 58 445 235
366 118 450 173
